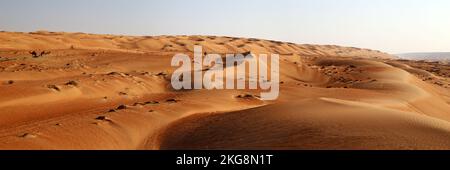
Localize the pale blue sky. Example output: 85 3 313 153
1 0 449 53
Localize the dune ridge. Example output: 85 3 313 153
0 31 449 149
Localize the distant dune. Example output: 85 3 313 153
397 52 450 63
0 31 449 150
0 31 392 59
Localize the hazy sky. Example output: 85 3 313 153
1 0 449 53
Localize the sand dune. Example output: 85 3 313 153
0 31 449 149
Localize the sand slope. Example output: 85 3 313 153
0 31 449 149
